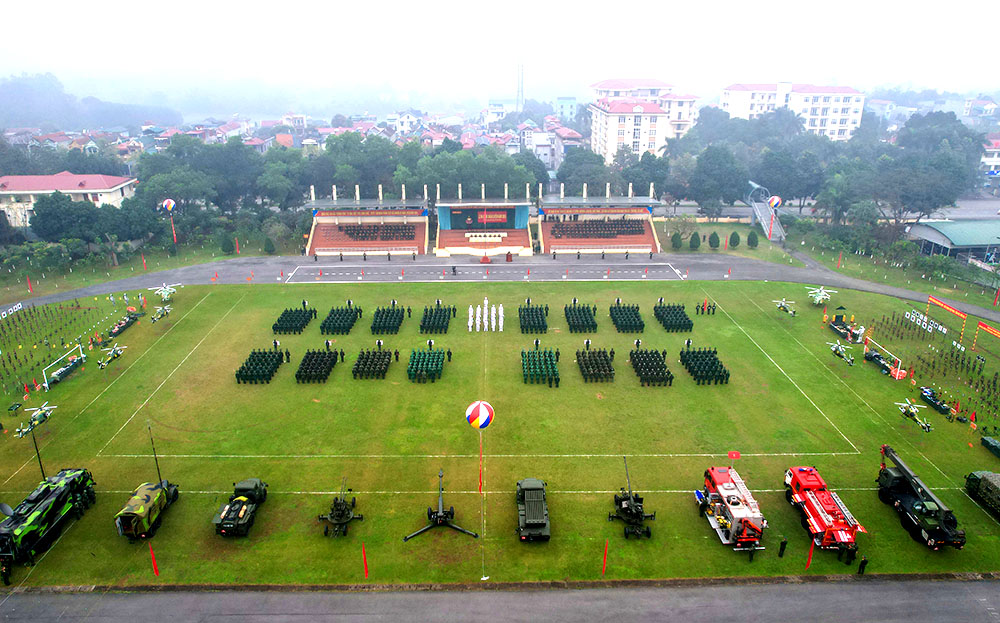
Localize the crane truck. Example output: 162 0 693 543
695 466 767 552
877 444 965 550
785 466 865 558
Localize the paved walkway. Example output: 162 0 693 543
14 251 1000 324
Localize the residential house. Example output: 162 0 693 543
0 171 137 227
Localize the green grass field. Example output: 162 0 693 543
3 279 1000 588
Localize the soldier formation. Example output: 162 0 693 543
694 302 717 315
522 348 560 387
236 349 284 384
371 303 405 334
629 348 674 386
609 302 644 333
420 304 456 334
407 348 446 382
564 302 598 333
295 349 338 383
680 346 730 385
273 303 316 334
654 303 694 332
577 348 615 382
519 303 548 333
321 302 361 335
352 348 392 379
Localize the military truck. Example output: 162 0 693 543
516 478 550 541
213 478 267 537
0 468 96 585
919 386 951 414
114 480 179 542
877 445 965 550
966 471 1000 518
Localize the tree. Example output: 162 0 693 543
220 235 234 255
257 162 296 209
0 210 24 245
611 145 639 172
512 151 549 186
435 137 463 155
747 230 758 248
752 148 797 200
690 145 748 209
729 231 740 249
556 149 621 195
264 237 276 254
330 114 351 128
623 152 670 197
671 232 683 250
30 192 99 242
141 165 214 211
689 231 701 250
708 231 720 249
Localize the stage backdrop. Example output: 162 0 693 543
437 205 529 230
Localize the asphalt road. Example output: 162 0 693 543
2 579 999 622
16 249 1000 324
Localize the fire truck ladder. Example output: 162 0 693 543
729 470 760 514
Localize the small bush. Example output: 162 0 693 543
220 236 235 255
729 232 740 249
747 230 758 248
689 231 701 250
264 237 276 255
671 232 683 250
708 232 720 249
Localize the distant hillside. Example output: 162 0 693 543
0 73 182 130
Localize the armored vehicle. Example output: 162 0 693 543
608 457 655 538
966 471 1000 518
877 445 965 550
114 480 179 542
515 478 550 541
0 468 96 585
864 349 892 374
213 478 267 537
318 477 363 537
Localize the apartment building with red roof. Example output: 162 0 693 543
0 171 137 227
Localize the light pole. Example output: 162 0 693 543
30 427 45 480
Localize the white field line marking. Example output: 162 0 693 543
706 290 860 454
96 293 247 456
744 294 953 484
2 293 214 487
0 518 76 609
667 262 684 280
962 489 1000 526
284 265 300 284
102 451 858 459
73 292 213 423
89 487 889 496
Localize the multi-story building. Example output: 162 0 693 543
983 133 1000 195
720 82 865 141
588 79 697 164
556 96 577 123
0 172 137 228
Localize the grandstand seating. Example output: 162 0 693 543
308 221 425 255
540 216 656 253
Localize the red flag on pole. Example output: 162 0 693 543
479 432 483 494
805 539 816 569
142 253 147 271
995 287 1000 307
32 378 39 391
149 542 159 576
169 215 177 244
26 276 32 293
602 538 609 576
362 543 369 579
23 383 29 394
703 298 708 313
728 450 741 460
971 411 977 422
235 238 240 254
837 251 842 268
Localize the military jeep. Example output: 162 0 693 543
213 478 268 537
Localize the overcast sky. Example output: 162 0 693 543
2 0 991 115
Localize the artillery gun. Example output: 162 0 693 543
0 468 96 585
608 456 655 538
877 444 965 550
403 470 478 542
318 477 363 537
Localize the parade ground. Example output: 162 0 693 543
1 279 999 590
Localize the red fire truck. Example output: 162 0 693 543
695 466 767 551
785 466 865 551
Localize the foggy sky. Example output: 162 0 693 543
3 0 990 117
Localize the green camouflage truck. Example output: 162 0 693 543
966 471 1000 518
0 468 96 585
516 478 550 542
114 480 179 542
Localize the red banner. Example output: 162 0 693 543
979 321 1000 340
928 295 967 319
477 211 508 224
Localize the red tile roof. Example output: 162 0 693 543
591 78 672 90
0 171 135 192
274 134 293 148
554 127 583 140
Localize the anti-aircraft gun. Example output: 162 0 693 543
403 470 478 542
0 468 96 585
877 444 965 550
318 477 363 537
608 456 655 538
